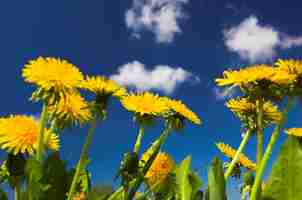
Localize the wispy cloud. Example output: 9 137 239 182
110 61 199 95
213 87 236 100
125 0 189 43
224 15 302 63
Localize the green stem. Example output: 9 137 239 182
250 97 294 200
133 126 145 153
108 125 172 200
14 182 21 200
67 119 97 200
36 103 48 162
127 125 172 200
256 98 264 167
50 118 58 133
28 103 48 200
224 129 252 180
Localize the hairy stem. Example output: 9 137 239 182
67 119 97 200
36 103 48 162
14 182 21 200
250 97 294 200
133 126 145 153
108 125 172 200
256 98 264 167
224 129 252 180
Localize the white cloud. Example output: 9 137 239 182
280 35 302 49
213 87 236 100
110 61 198 94
224 15 302 63
125 0 189 43
224 16 280 63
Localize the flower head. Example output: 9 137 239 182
22 57 83 104
80 76 127 98
216 142 256 171
226 98 282 126
0 115 59 155
215 65 275 87
271 59 302 84
48 91 92 128
162 97 201 125
285 128 302 137
121 92 168 117
141 152 175 186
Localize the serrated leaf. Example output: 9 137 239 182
208 157 227 200
176 156 193 200
262 136 302 200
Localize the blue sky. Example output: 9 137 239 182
1 0 302 198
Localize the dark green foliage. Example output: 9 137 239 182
6 154 26 188
24 153 91 200
0 188 8 200
262 136 302 200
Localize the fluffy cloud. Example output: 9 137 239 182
224 15 302 63
110 61 198 94
125 0 189 43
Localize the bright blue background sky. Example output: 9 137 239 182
1 0 302 198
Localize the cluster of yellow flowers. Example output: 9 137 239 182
226 98 282 124
215 59 302 88
0 56 200 175
216 142 256 171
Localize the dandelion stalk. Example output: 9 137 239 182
108 125 173 200
28 103 49 200
256 98 264 167
224 129 252 180
250 97 294 200
133 126 145 153
14 182 21 200
36 103 48 162
127 124 173 200
67 118 97 200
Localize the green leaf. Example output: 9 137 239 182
262 136 302 200
188 171 202 200
176 156 193 200
207 157 227 200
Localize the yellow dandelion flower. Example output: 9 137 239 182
215 65 275 87
162 97 201 125
0 115 59 155
22 57 83 103
48 91 92 128
285 128 302 137
80 76 127 98
271 59 302 84
121 92 168 117
226 98 282 123
216 142 256 171
141 152 175 186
